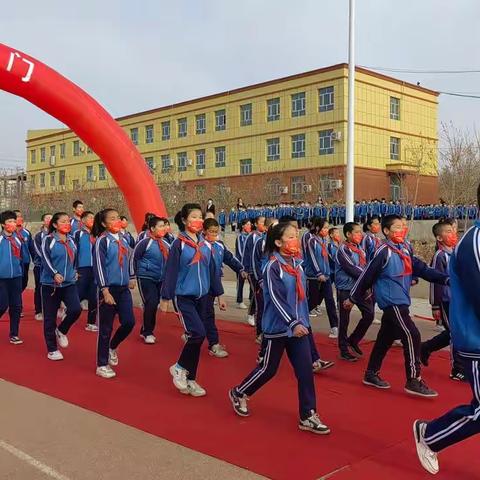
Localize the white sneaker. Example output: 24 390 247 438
209 344 229 358
108 348 119 366
413 420 439 475
182 380 206 397
246 315 255 326
309 310 318 318
55 328 69 348
181 333 188 343
47 350 64 361
328 327 338 339
143 335 156 344
170 364 188 391
236 302 248 310
393 339 403 347
435 324 445 332
35 313 43 321
85 324 98 332
96 365 116 379
372 318 381 325
80 300 88 311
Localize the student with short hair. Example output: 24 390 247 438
70 200 84 234
33 213 52 321
235 218 252 309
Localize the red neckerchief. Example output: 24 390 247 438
387 244 413 276
345 242 366 266
16 228 26 243
179 235 203 265
6 236 21 258
275 257 306 301
318 237 328 259
116 238 129 267
58 238 75 264
149 233 169 260
372 235 381 248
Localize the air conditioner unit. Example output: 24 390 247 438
329 179 343 189
303 184 313 193
280 186 289 194
197 169 205 176
187 158 193 166
331 131 342 141
49 156 56 166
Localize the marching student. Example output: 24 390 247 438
73 210 98 332
14 210 35 293
228 222 330 435
164 219 176 245
33 213 52 321
132 215 170 344
137 212 156 243
120 216 135 249
327 226 341 285
93 208 136 378
0 210 24 344
361 216 382 262
70 200 85 234
41 212 82 360
218 208 227 233
235 218 252 310
420 222 465 381
160 203 225 396
335 222 374 362
413 185 480 476
203 217 245 357
345 214 449 397
228 207 237 232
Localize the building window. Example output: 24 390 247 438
291 92 306 117
215 109 226 131
196 149 206 170
319 86 334 112
390 97 400 120
30 150 36 164
292 133 306 158
50 172 56 187
177 152 187 172
319 174 335 199
390 174 401 201
40 173 46 187
178 118 187 138
319 129 334 155
145 125 154 144
161 154 171 173
40 147 46 162
130 128 138 145
267 97 280 121
145 157 155 172
240 158 252 175
291 176 306 200
73 140 80 156
30 175 36 188
161 121 170 140
390 137 400 160
240 104 252 126
50 145 56 158
86 165 94 182
60 143 66 159
215 146 226 168
59 170 66 186
266 138 280 161
196 114 206 134
98 164 106 181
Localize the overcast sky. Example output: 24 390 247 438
1 0 479 169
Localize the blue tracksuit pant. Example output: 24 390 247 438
307 278 339 328
203 294 219 348
0 277 23 337
137 278 162 336
33 266 42 315
77 267 98 325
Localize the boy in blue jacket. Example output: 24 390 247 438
413 184 480 475
33 213 52 321
14 210 35 293
235 218 252 309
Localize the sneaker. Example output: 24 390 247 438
413 420 439 475
142 335 156 345
55 328 69 348
47 350 64 361
80 300 88 311
328 327 338 339
348 341 363 357
34 313 43 321
255 334 263 345
313 359 335 373
420 345 430 367
169 364 188 391
340 351 358 362
450 370 466 382
108 348 119 366
182 380 206 397
309 310 318 318
85 324 99 332
96 365 116 379
393 339 403 347
435 324 445 333
9 336 23 345
236 302 248 310
181 333 188 343
298 410 330 435
372 318 381 325
246 315 256 327
228 388 250 417
19 313 24 318
209 343 229 358
405 378 438 398
363 371 391 389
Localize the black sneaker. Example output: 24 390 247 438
348 341 363 357
9 336 23 345
450 370 466 382
228 388 250 417
298 410 330 435
340 351 358 362
420 344 430 367
363 371 391 389
405 378 438 398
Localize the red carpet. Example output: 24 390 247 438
0 290 479 480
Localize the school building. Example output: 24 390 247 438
25 64 439 206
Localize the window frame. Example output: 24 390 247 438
291 133 306 158
266 137 280 161
215 146 226 168
319 129 334 155
291 92 306 117
319 86 334 112
215 109 226 131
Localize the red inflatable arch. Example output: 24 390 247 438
0 42 167 230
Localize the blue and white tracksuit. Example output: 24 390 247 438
41 232 81 352
235 231 250 304
361 232 382 262
252 233 268 335
243 231 262 316
70 217 82 235
33 229 48 315
16 227 34 291
424 222 480 451
93 232 135 367
122 231 135 249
